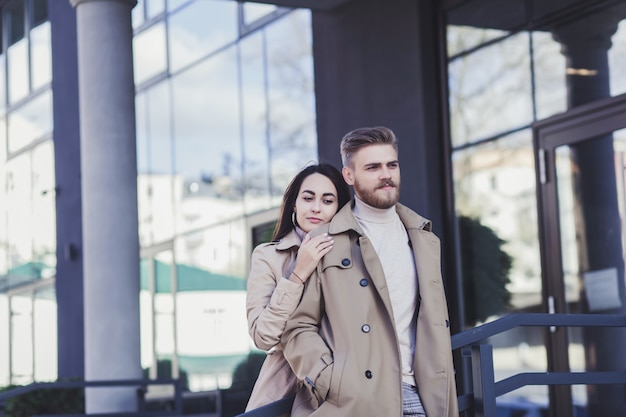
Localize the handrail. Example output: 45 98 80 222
451 312 626 349
235 312 626 417
0 378 184 417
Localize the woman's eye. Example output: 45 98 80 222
323 199 335 205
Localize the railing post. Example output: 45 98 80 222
471 344 497 417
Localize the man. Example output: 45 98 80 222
281 126 458 416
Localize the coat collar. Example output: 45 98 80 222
328 199 432 235
274 229 302 251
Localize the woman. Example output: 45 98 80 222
245 163 351 413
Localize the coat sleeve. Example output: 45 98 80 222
281 267 333 407
246 245 304 351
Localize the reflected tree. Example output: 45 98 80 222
458 215 513 327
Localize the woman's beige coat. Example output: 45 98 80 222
245 230 305 412
281 202 458 417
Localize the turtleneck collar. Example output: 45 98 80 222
353 195 397 224
294 226 307 241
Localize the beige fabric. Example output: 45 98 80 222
245 230 305 412
282 202 459 417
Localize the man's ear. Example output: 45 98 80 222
342 166 354 185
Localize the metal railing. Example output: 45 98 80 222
235 313 626 417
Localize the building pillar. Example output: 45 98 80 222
69 0 140 413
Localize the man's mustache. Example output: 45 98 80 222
378 180 396 189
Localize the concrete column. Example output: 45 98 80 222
69 0 140 413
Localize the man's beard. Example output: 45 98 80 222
353 179 400 209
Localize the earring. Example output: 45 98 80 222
292 211 298 228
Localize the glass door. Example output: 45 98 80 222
534 93 626 417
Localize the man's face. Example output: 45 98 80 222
342 144 400 209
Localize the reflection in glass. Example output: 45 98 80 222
0 55 6 113
33 285 56 381
133 21 167 85
168 0 238 73
532 31 567 120
449 32 533 146
136 82 176 246
174 222 248 391
7 38 29 105
609 19 626 97
7 89 53 153
240 31 273 214
6 152 34 280
446 25 508 58
0 294 8 386
32 142 56 277
265 11 316 193
30 22 52 91
243 2 277 26
10 292 33 385
172 46 243 234
453 130 540 312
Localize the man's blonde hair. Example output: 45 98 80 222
340 126 398 167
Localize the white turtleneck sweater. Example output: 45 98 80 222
352 196 418 386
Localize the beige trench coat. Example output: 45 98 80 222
281 202 459 417
245 230 306 412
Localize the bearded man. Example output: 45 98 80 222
281 126 458 417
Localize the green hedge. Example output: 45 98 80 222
0 382 84 417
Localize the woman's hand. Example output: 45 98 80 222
291 233 334 284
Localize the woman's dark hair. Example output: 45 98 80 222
273 163 351 241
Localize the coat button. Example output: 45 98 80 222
365 370 372 379
446 320 450 328
361 324 370 333
341 258 351 266
359 278 368 287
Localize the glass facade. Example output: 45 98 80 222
0 0 315 391
0 0 55 387
132 0 316 392
446 0 626 411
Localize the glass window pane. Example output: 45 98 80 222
7 89 53 153
171 45 243 234
6 152 34 283
449 32 533 147
132 0 145 29
33 285 56 381
7 38 29 105
609 19 626 97
0 294 8 386
445 0 526 56
10 293 33 384
240 31 272 213
136 82 175 246
265 10 317 193
32 0 48 27
532 30 567 120
174 221 248 391
447 25 508 58
133 21 167 85
8 3 25 46
0 54 6 113
168 0 238 72
32 141 55 277
453 130 541 317
146 0 166 19
243 2 277 26
30 21 52 90
168 0 191 13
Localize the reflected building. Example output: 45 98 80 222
1 0 626 416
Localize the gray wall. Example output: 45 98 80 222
50 0 84 380
311 0 461 330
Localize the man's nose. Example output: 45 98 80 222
380 166 392 179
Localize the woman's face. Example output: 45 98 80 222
294 173 340 233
